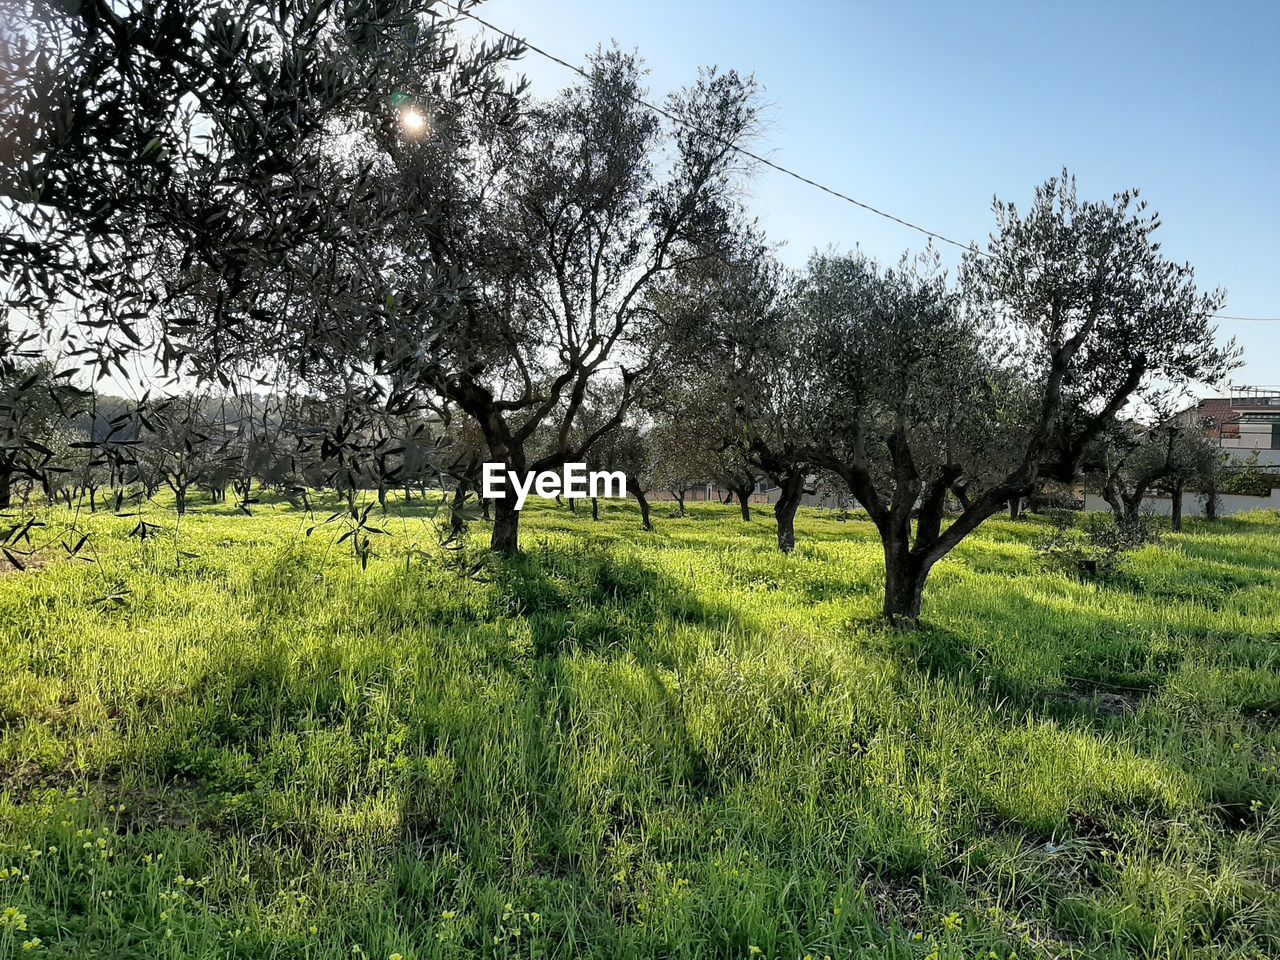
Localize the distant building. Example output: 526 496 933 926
1181 386 1280 467
1082 386 1280 519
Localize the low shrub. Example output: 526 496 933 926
1217 469 1280 498
1037 511 1162 579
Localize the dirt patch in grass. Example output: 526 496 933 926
1056 678 1150 718
1065 812 1124 853
0 760 76 800
864 876 925 934
0 548 54 575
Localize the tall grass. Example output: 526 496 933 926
0 496 1277 958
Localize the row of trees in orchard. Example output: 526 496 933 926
0 353 474 514
1 0 1238 621
665 179 1235 620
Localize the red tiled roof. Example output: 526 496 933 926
1194 398 1236 424
1192 397 1278 420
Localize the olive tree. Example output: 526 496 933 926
1 0 518 508
585 418 657 530
0 335 85 508
642 367 757 520
416 50 758 552
1086 415 1219 531
646 414 717 516
1084 425 1164 526
805 174 1235 623
661 235 819 551
139 396 224 516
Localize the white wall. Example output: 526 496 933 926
762 486 849 510
1083 488 1280 518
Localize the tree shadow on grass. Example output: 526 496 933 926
881 618 1164 730
90 540 750 856
380 544 766 944
491 540 752 662
54 533 1264 956
876 569 1195 731
874 570 1280 828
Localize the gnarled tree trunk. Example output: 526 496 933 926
449 478 469 537
1102 479 1146 527
773 471 804 554
1204 484 1219 521
633 490 652 530
881 527 933 624
491 495 520 554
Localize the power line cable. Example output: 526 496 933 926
448 4 1280 324
450 5 976 253
1208 321 1280 330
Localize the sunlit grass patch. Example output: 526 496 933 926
1 497 1278 958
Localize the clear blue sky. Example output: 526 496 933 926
474 0 1280 387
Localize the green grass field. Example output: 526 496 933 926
1 497 1278 959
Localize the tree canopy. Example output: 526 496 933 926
0 7 1246 624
